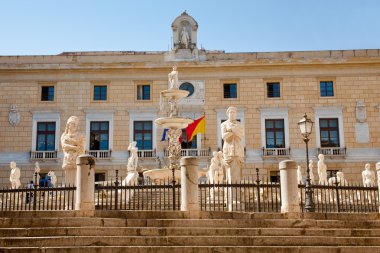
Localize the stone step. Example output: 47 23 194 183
1 227 380 238
2 235 380 247
3 246 380 253
2 217 380 229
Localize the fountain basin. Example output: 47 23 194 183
143 168 181 184
155 117 193 129
161 89 189 99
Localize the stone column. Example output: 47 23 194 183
279 160 300 213
75 155 95 212
376 161 380 213
180 157 199 212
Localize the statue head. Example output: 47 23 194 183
10 161 16 169
65 116 80 134
212 151 218 158
337 172 344 179
226 106 237 121
128 141 137 151
318 154 324 161
172 66 177 71
365 163 371 170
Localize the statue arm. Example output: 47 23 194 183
221 123 233 140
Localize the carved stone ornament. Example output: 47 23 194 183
356 100 366 123
8 104 20 126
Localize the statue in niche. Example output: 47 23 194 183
180 27 190 49
168 66 179 89
208 151 224 184
47 171 57 187
362 163 376 186
8 104 20 126
61 116 85 186
317 154 328 185
356 100 366 123
10 161 21 189
221 106 244 183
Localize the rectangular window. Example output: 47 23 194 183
320 81 334 97
95 173 106 182
267 82 280 98
319 118 340 147
223 83 237 99
181 129 197 149
265 119 285 148
41 86 54 101
36 122 56 151
90 121 109 150
137 84 151 100
134 121 153 150
93 85 107 101
270 171 280 183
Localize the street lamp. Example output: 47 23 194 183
298 113 315 212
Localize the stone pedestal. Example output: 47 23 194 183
279 160 300 213
75 155 95 212
180 157 199 212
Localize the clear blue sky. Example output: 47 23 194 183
1 0 379 55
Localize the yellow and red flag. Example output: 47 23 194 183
185 116 205 142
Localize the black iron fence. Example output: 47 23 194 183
299 182 378 213
95 179 181 210
0 185 76 211
199 179 281 212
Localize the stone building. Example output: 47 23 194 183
0 12 379 186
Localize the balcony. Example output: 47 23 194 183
164 148 211 157
136 149 156 158
30 150 58 160
86 150 112 159
262 147 291 158
318 147 346 157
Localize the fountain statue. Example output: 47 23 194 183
122 141 139 186
317 154 328 185
10 161 21 189
47 171 57 187
362 163 376 186
146 66 193 186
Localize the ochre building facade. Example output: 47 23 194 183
0 12 379 186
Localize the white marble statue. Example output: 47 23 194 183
47 171 57 187
208 151 224 184
180 27 190 48
317 154 328 185
309 159 315 183
297 165 304 184
328 171 348 186
10 161 21 189
362 163 376 186
34 161 41 185
168 66 179 89
221 106 244 184
61 116 85 186
121 141 140 202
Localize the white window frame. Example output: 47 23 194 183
260 108 289 148
314 106 345 148
31 111 60 151
216 108 246 150
129 109 157 150
85 110 114 151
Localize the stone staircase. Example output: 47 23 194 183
1 210 380 252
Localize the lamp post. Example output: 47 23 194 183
298 113 315 212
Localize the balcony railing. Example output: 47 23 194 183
136 149 156 158
86 150 112 159
318 147 346 157
30 151 58 160
262 147 291 158
164 148 211 157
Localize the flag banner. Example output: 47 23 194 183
161 128 168 141
185 116 205 141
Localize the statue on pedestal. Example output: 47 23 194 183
10 161 21 189
208 151 224 184
168 66 179 89
328 172 348 186
362 163 376 186
309 159 315 184
222 107 244 183
122 141 139 202
317 154 328 185
61 116 85 186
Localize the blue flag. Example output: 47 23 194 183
161 129 168 141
